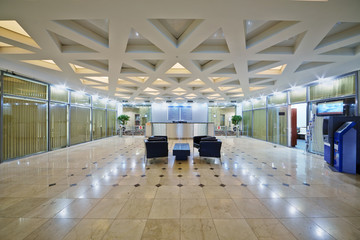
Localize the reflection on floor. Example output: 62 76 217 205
1 136 360 239
295 139 307 151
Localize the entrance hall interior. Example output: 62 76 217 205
1 0 360 239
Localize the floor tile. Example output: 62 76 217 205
23 218 80 240
233 198 275 218
246 218 297 240
102 219 146 240
149 198 180 219
280 218 335 240
181 219 219 240
85 198 127 218
207 198 243 218
63 219 112 240
213 219 257 240
141 219 180 240
116 198 153 219
181 198 212 218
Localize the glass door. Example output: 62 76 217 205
267 107 288 146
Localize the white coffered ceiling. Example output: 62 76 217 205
0 0 359 102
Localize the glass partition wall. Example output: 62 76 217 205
208 105 236 136
240 71 358 154
0 72 119 162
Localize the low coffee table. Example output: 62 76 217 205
173 143 190 160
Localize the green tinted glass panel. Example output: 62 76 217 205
253 98 266 109
3 97 47 160
3 74 47 99
253 109 266 141
242 111 252 137
268 93 287 106
50 103 67 150
290 88 306 103
107 110 117 136
70 106 91 145
93 108 106 140
70 92 91 106
93 98 107 108
310 74 355 101
242 101 252 111
50 86 68 103
267 107 287 146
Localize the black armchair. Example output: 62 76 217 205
151 135 168 141
198 138 222 164
144 138 168 164
193 135 209 149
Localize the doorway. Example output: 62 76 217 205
291 103 307 150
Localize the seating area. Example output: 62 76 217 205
144 135 222 164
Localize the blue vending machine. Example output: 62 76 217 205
333 121 357 174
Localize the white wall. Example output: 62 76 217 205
292 103 307 127
151 102 208 122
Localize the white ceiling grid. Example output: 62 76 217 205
0 0 359 102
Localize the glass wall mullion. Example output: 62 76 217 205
0 71 4 163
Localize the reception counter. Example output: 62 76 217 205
145 122 214 139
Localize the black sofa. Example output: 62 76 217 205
144 136 168 163
193 136 222 163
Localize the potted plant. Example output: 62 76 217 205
231 115 242 136
117 114 130 135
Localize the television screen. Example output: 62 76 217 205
317 100 343 116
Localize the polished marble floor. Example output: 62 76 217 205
1 136 360 239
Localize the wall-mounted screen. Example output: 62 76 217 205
317 100 343 116
167 106 192 121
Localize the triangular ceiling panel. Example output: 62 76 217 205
126 28 163 53
200 88 215 93
168 77 189 83
22 60 61 71
165 63 191 74
121 63 145 74
191 28 229 53
0 41 33 54
321 42 360 56
127 76 149 83
218 86 235 91
187 79 205 86
212 64 236 74
209 77 230 83
149 19 203 47
77 59 108 71
248 61 279 72
250 86 267 91
172 87 186 92
258 32 306 54
84 76 109 83
152 78 171 86
315 22 360 49
69 63 99 74
118 79 137 85
0 20 40 48
295 61 333 72
80 79 104 86
249 78 276 86
192 60 222 71
53 19 109 47
223 80 241 86
48 31 97 53
256 64 287 75
134 59 164 71
245 20 299 48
